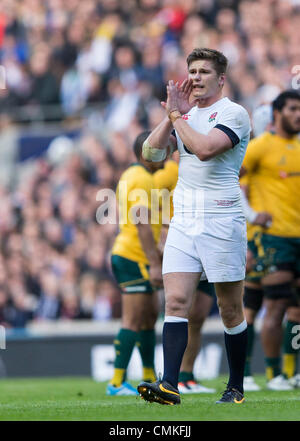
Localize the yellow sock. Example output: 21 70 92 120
143 367 156 383
266 367 274 381
110 368 126 387
283 354 296 379
265 357 281 380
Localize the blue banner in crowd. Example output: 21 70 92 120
18 129 81 162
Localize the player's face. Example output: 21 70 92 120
187 59 224 101
280 99 300 135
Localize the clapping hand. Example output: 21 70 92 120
161 78 194 115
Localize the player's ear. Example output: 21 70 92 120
218 74 225 88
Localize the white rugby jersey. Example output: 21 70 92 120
172 97 251 216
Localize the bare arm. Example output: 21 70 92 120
142 119 177 162
162 79 233 161
135 208 162 287
145 79 194 151
240 184 272 227
136 224 160 265
142 78 195 158
147 116 175 150
239 166 247 178
172 119 232 161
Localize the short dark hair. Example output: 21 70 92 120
186 48 228 76
272 90 300 113
133 131 151 159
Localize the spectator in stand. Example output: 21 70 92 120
60 287 88 320
79 273 98 319
28 47 60 106
35 268 61 321
0 285 11 327
0 0 298 119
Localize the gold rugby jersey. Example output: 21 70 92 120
112 161 178 263
242 132 300 238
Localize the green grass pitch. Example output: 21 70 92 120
0 375 299 421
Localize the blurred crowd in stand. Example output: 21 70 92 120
0 133 133 327
1 0 299 116
0 0 299 327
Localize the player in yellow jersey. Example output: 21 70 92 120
239 104 274 391
107 131 165 396
240 172 273 391
155 155 216 394
241 90 300 391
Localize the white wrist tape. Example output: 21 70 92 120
142 140 167 162
240 189 258 223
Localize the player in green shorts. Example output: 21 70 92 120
241 91 300 391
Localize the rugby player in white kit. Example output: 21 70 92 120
138 48 251 405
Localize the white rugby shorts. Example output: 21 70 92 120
162 215 247 283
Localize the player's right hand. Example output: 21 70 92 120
253 212 272 227
177 78 194 114
149 264 163 288
161 79 194 116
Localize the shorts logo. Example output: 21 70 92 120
209 112 218 122
214 199 234 206
182 114 190 120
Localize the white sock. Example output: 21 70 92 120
164 316 188 323
224 319 247 335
